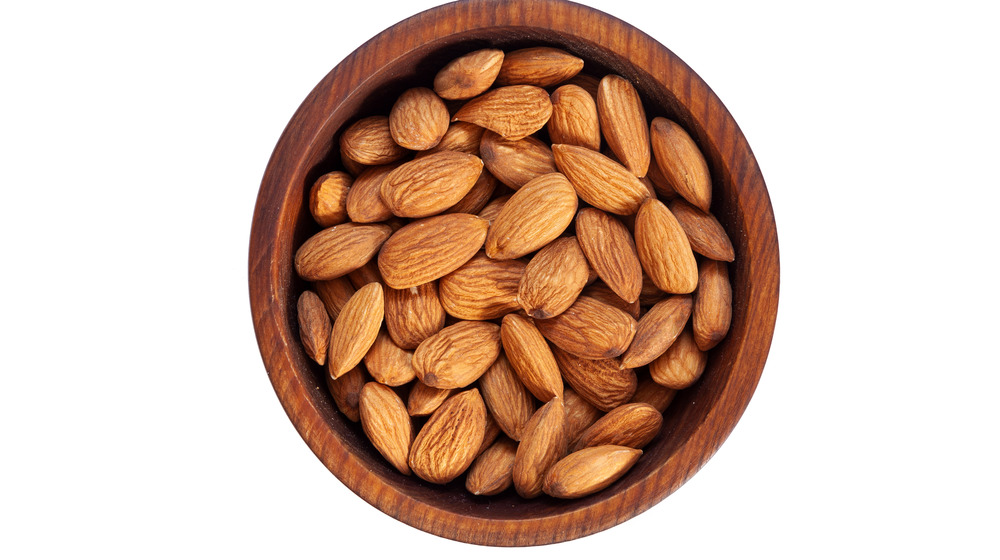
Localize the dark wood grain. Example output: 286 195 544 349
249 0 779 546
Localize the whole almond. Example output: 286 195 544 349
571 402 662 452
517 236 589 319
412 321 502 389
340 115 409 166
295 223 392 282
479 130 557 189
383 282 446 350
631 375 677 413
485 173 578 260
581 281 640 320
575 208 643 304
359 382 414 475
465 437 518 496
477 194 510 225
325 366 366 422
378 213 488 289
380 151 484 218
409 388 488 484
363 329 418 387
438 252 526 320
501 313 564 403
346 164 398 223
650 116 712 212
552 346 637 411
692 260 732 351
649 328 707 389
327 282 384 378
620 294 693 369
512 397 567 498
297 290 331 365
542 445 642 499
478 353 537 441
452 85 552 141
346 257 383 290
314 277 355 320
416 121 486 157
445 169 497 214
635 198 699 294
339 143 368 177
597 75 651 177
389 87 450 150
669 198 735 262
496 47 584 87
433 48 505 100
548 84 600 151
535 296 637 359
552 144 649 215
309 171 351 227
407 382 454 417
563 387 603 443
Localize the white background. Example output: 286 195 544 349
2 0 998 557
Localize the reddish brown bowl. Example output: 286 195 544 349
249 0 778 546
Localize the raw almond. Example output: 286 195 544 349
517 236 589 319
580 281 640 320
326 366 366 422
501 313 564 403
383 282 446 350
465 437 517 496
438 252 526 320
445 169 497 214
535 296 637 359
563 387 602 444
631 375 677 413
571 402 662 452
309 171 351 227
363 329 418 387
552 346 637 411
512 397 567 498
327 282 384 378
575 208 643 304
635 198 699 294
479 131 557 189
380 151 484 218
495 47 584 87
649 328 707 389
409 388 488 484
297 290 331 365
346 257 383 290
377 213 488 289
339 143 367 177
346 164 398 223
620 294 693 369
650 116 712 212
552 144 649 215
313 277 355 320
406 381 454 417
389 87 450 150
339 115 410 166
433 48 505 100
669 198 735 262
359 382 414 475
478 353 537 441
692 260 732 351
542 445 642 499
452 85 552 141
597 75 650 177
548 84 600 151
412 321 501 389
295 223 392 282
416 121 485 157
485 172 577 260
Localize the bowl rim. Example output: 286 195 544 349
249 0 779 546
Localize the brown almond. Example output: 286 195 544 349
478 353 537 441
552 144 649 215
465 437 518 496
438 252 527 320
552 346 637 412
597 75 650 177
327 282 384 378
561 73 601 98
378 213 488 289
309 171 351 227
669 198 735 262
339 115 409 166
346 257 383 290
650 116 711 212
477 193 511 225
346 164 398 223
409 388 488 484
563 387 603 444
575 208 643 304
649 328 707 389
380 151 484 218
359 382 414 475
620 294 693 369
444 169 497 214
363 329 418 387
635 198 699 293
646 150 677 199
433 48 505 100
571 403 662 452
517 236 589 319
548 84 600 151
496 47 584 87
407 382 454 417
485 173 577 260
383 281 446 350
297 290 331 365
692 260 732 351
295 223 392 282
389 87 450 150
631 374 677 413
479 130 558 189
501 313 564 403
580 281 640 320
339 143 367 177
543 445 642 499
325 366 366 422
535 296 637 359
512 397 567 498
313 277 355 320
452 85 552 141
478 413 502 457
412 321 502 389
639 273 666 307
416 121 486 158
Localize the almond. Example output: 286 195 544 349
571 402 662 452
313 277 355 320
479 130 557 189
517 236 589 319
563 387 602 444
438 251 526 320
501 313 564 403
477 193 510 224
309 171 351 227
465 436 518 496
478 413 502 456
495 47 584 87
580 281 640 320
412 321 501 389
639 273 666 307
416 121 485 157
327 282 384 378
552 346 637 412
346 164 398 223
634 198 699 293
380 151 484 218
346 257 383 290
383 282 446 350
620 294 693 369
692 260 732 351
543 445 642 499
646 151 677 198
295 223 392 282
452 85 552 141
597 75 650 177
406 381 454 417
297 290 331 365
478 353 537 441
363 329 418 387
575 208 643 304
668 198 735 262
561 73 601 99
552 144 649 215
377 213 488 289
630 374 677 413
409 388 487 484
548 84 600 151
444 169 497 214
433 48 505 100
512 397 567 498
485 173 577 260
389 87 450 150
339 115 409 166
650 116 711 212
359 382 414 475
325 366 366 422
339 143 367 177
535 296 637 359
649 328 707 389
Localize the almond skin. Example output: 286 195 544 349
438 252 526 320
452 85 552 141
575 208 643 304
309 171 351 227
543 445 642 499
496 47 584 87
646 150 677 199
620 294 693 369
327 282 384 379
535 296 637 359
380 151 484 218
649 328 707 389
313 277 355 320
548 84 600 151
339 115 409 166
363 329 418 387
692 260 732 351
346 257 383 290
297 290 331 365
552 346 637 412
479 131 557 189
359 382 414 475
563 387 603 444
631 375 677 413
669 198 735 262
478 353 537 441
383 282 446 350
552 144 649 215
345 164 398 223
409 388 488 484
389 87 450 150
465 436 518 496
512 397 568 498
477 193 510 225
517 236 589 319
501 313 564 403
635 198 699 294
444 169 497 215
650 116 712 212
478 413 502 457
580 281 640 320
571 403 662 452
412 321 502 389
325 366 366 422
406 382 454 417
433 48 505 100
416 121 485 158
378 213 488 289
295 223 392 282
597 75 650 177
485 172 578 260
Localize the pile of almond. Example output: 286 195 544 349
294 47 734 499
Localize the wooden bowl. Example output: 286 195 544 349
249 0 778 546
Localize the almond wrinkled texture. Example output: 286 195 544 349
363 329 418 387
295 223 392 282
536 296 637 359
548 84 600 151
562 387 603 444
327 282 384 378
597 75 650 177
313 277 355 320
383 282 446 350
571 403 663 452
452 85 552 141
408 389 487 484
466 437 518 496
649 329 707 389
552 144 649 215
620 294 693 369
512 397 567 498
297 290 331 365
412 321 501 389
479 131 557 189
631 375 677 413
552 346 637 412
543 445 642 499
340 115 409 165
346 164 398 223
380 152 484 218
378 213 488 289
389 87 450 150
501 313 564 403
692 260 732 351
309 171 351 227
635 198 699 293
407 382 454 417
326 366 365 422
669 198 735 262
417 121 486 157
339 143 367 176
433 48 505 100
485 173 577 260
478 354 537 441
575 208 643 304
438 252 526 320
650 116 712 212
517 236 589 319
495 47 584 87
445 169 497 214
581 281 640 320
359 382 414 475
